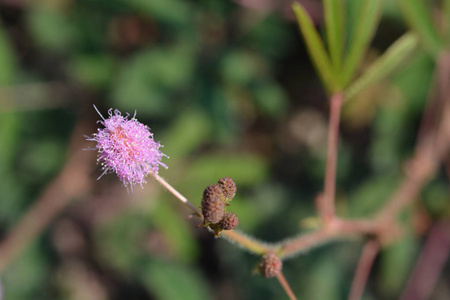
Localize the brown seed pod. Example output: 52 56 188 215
219 212 239 230
218 177 236 202
201 184 225 224
259 252 282 278
203 184 226 203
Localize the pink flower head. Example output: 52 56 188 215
86 105 167 189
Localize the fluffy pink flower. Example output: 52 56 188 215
86 105 167 189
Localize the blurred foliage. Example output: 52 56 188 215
0 25 16 84
0 0 449 300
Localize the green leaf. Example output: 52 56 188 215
306 255 341 300
397 0 443 56
324 0 345 72
370 108 407 171
345 32 419 101
391 50 434 111
143 260 212 300
244 14 293 59
253 81 288 118
347 172 401 218
68 55 115 88
0 114 24 223
162 110 212 159
112 44 195 116
220 50 267 85
27 7 77 51
292 2 337 92
127 0 190 25
186 154 268 187
151 200 198 262
341 0 382 86
422 181 450 217
345 0 364 44
95 211 153 273
380 234 418 296
3 243 49 299
0 26 16 85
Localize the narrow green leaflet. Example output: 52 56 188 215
341 0 382 87
324 0 345 72
345 32 419 101
292 2 337 92
345 0 364 46
397 0 443 56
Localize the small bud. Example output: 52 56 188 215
203 184 226 203
259 253 282 278
201 185 225 224
218 177 236 202
219 212 239 230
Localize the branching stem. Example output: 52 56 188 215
1 53 449 300
151 173 273 255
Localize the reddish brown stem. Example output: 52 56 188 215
276 272 298 300
348 239 380 300
377 52 450 223
400 221 450 300
281 219 378 259
445 156 450 181
282 53 450 259
321 93 344 224
433 52 450 158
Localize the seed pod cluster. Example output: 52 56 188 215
201 177 239 236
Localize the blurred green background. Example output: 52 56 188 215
0 0 449 299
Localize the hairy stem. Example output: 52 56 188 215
400 221 450 300
221 230 273 255
151 173 273 255
276 272 298 300
348 239 380 300
321 93 344 223
153 170 385 260
280 219 378 259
